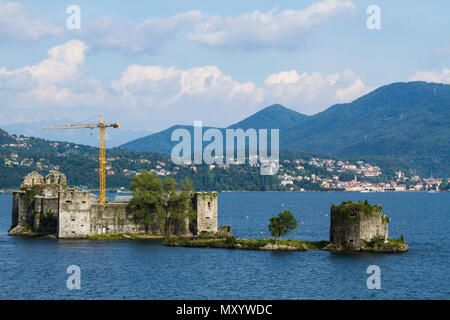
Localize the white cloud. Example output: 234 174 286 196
0 40 374 130
263 69 370 114
110 64 265 124
335 77 366 102
0 0 63 41
109 66 370 121
187 0 356 49
334 69 368 102
0 40 106 107
28 39 87 86
408 68 450 84
83 10 204 53
0 41 266 128
265 70 302 85
0 1 355 52
74 0 356 53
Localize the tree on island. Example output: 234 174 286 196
164 176 196 235
128 171 165 233
439 178 449 191
128 171 195 235
268 210 298 239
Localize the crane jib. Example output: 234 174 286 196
42 115 120 204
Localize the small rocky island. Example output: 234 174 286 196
9 171 408 253
325 200 408 252
165 200 409 253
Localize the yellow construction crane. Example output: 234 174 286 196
43 115 120 204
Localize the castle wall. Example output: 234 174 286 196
359 214 388 241
32 197 59 231
57 190 91 238
14 191 32 228
32 196 42 230
196 193 218 233
11 171 219 238
89 203 148 235
329 215 361 249
11 191 23 229
58 194 204 239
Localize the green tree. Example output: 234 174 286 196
164 177 178 235
439 178 449 191
174 177 196 234
128 171 164 233
128 173 196 236
164 177 196 235
268 210 298 239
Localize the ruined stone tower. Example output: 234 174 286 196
195 192 218 233
58 190 91 238
329 201 389 250
11 171 65 235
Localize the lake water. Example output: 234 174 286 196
0 192 448 300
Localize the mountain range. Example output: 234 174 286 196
119 104 304 155
120 82 450 176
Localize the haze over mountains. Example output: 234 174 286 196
1 119 152 148
120 82 450 176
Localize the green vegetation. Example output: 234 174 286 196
121 81 450 178
387 235 407 247
282 82 450 177
331 200 385 225
2 82 449 190
127 171 165 233
38 211 57 233
163 236 329 251
0 123 427 192
268 210 298 239
85 233 161 240
121 105 307 154
362 235 408 252
22 188 36 212
439 178 449 191
127 171 195 235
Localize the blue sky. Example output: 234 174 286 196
0 0 449 132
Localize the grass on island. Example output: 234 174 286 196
85 233 163 240
361 235 408 252
163 235 329 251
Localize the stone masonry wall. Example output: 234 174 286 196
11 191 22 229
330 208 389 250
359 214 388 242
58 190 91 238
10 191 58 233
329 215 360 249
32 196 58 231
196 193 218 233
10 172 219 239
89 203 148 235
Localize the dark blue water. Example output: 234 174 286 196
0 192 448 300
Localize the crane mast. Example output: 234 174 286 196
99 116 106 204
43 115 120 204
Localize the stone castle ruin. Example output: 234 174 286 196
9 171 218 239
329 200 389 250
